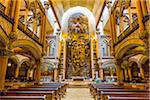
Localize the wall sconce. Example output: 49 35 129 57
8 63 11 67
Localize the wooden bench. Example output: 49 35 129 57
0 96 47 100
101 91 149 100
90 83 116 97
96 88 149 100
92 86 125 99
9 87 60 100
27 85 64 98
97 89 149 92
32 83 67 97
6 91 55 100
107 96 149 100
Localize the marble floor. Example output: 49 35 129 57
62 87 94 100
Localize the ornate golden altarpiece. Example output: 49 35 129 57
65 13 92 79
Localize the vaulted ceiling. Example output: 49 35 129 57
49 0 105 27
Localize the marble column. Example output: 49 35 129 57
124 68 128 81
15 65 20 79
54 68 58 82
134 0 144 31
56 31 60 59
34 60 41 83
33 18 37 34
63 40 66 80
96 30 101 77
112 13 117 42
96 30 101 61
119 16 124 33
24 8 29 30
27 69 31 80
100 68 104 80
5 0 11 15
115 60 123 83
139 64 145 79
91 39 95 79
0 55 8 91
140 0 148 16
10 0 17 18
128 68 132 81
40 15 46 44
128 6 132 29
107 2 115 55
110 66 113 77
12 0 21 32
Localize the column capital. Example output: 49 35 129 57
106 0 112 9
0 49 13 56
44 1 50 10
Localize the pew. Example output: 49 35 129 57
8 87 60 100
31 83 67 97
91 85 124 99
6 91 55 100
101 91 149 100
0 96 47 100
107 96 149 100
97 88 149 92
90 83 149 100
97 89 149 100
89 83 116 97
28 85 65 98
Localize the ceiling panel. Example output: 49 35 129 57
50 0 105 27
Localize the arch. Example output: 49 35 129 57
48 39 56 56
128 54 148 66
101 60 116 69
130 62 140 79
19 58 30 67
101 39 110 56
9 55 19 64
115 38 145 59
61 6 96 35
5 58 18 80
41 60 55 68
11 39 42 59
18 61 31 80
139 55 148 65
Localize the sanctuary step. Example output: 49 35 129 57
66 80 93 88
72 76 85 81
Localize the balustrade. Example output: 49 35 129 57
0 3 5 13
114 19 139 46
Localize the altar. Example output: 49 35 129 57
72 76 85 81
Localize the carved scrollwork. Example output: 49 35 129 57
0 49 14 56
68 13 88 34
139 30 149 56
8 32 17 49
115 10 120 25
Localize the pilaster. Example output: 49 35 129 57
12 0 21 32
34 60 41 83
140 0 148 16
127 68 132 81
54 68 58 82
115 60 123 83
0 49 8 91
15 65 20 78
134 0 144 31
139 64 145 79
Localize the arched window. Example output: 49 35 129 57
49 40 56 56
101 39 110 56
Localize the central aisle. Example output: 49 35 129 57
62 87 94 100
